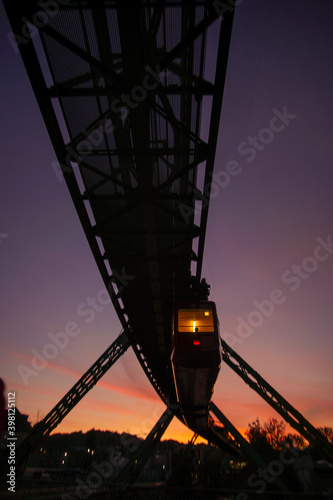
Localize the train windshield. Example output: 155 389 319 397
178 309 214 333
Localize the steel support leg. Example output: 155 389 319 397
220 338 333 463
16 331 130 468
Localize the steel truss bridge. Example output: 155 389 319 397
3 0 333 491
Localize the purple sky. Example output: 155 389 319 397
1 0 332 442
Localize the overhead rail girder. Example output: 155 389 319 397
2 0 132 337
3 0 236 424
47 84 215 97
194 11 235 287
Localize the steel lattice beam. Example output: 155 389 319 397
15 331 130 467
47 84 215 97
3 0 234 363
220 338 333 463
3 1 238 449
4 4 330 478
194 9 235 286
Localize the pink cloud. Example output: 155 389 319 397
5 347 160 403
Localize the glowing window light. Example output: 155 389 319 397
178 309 214 333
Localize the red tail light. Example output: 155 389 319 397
193 340 200 346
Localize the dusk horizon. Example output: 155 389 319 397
1 0 332 451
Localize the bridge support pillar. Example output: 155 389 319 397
14 330 130 470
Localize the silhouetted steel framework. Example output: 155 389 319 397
14 331 130 468
220 339 333 463
4 0 332 483
4 0 233 404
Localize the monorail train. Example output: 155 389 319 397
171 300 222 433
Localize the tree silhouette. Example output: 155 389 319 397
318 427 333 444
264 417 286 450
245 417 287 457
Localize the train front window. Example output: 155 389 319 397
178 309 214 332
